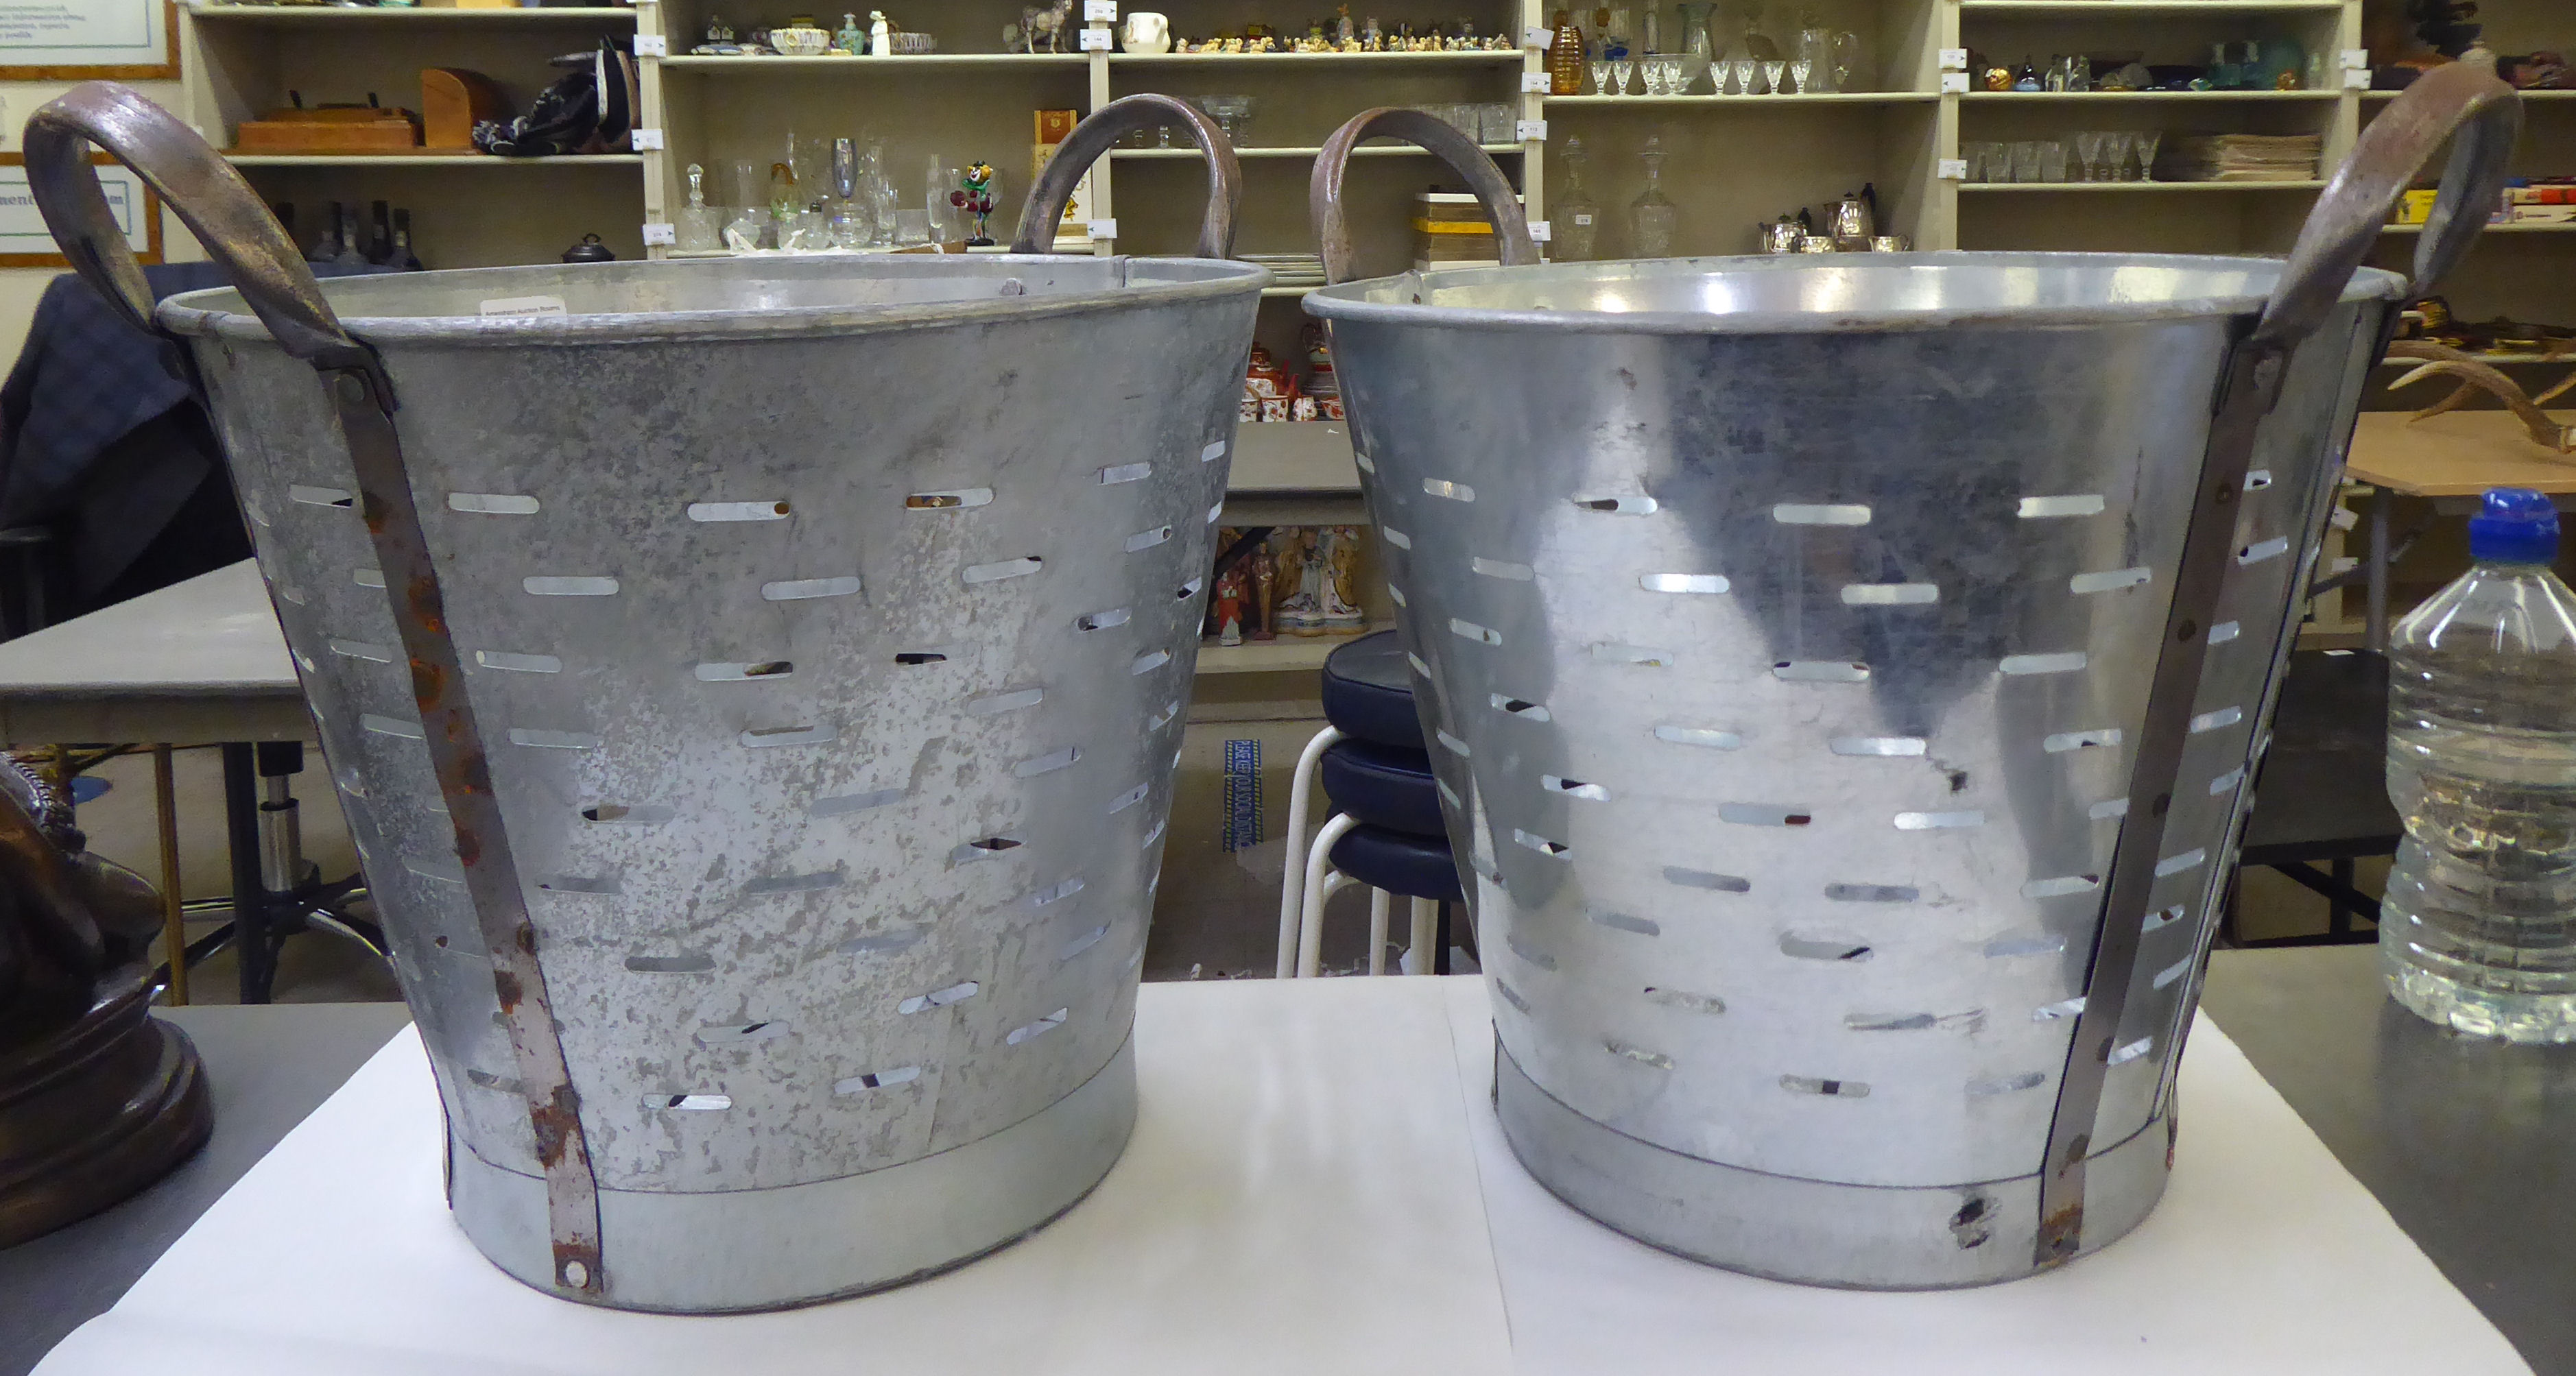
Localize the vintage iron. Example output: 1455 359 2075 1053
1304 67 2520 1288
25 87 1261 1312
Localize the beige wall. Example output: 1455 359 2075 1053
0 77 203 365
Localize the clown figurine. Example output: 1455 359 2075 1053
952 162 998 245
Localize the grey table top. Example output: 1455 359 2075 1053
2201 945 2576 1376
0 1002 412 1376
5 953 2567 1373
0 560 307 747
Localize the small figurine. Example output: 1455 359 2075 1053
1322 527 1366 631
868 9 890 55
1019 0 1070 52
1213 558 1248 646
835 12 863 52
952 162 997 245
1336 6 1355 46
1248 541 1278 640
1362 15 1381 50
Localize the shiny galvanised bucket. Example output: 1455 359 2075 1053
27 86 1260 1311
1303 73 2519 1288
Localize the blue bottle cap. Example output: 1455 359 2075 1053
2468 487 2560 564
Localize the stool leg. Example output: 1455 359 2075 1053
1367 888 1391 976
152 745 187 1006
1297 812 1361 978
1275 726 1346 980
1405 897 1438 975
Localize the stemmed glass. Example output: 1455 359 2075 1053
1613 59 1636 95
1787 57 1812 94
1761 60 1787 94
1641 60 1669 95
1727 57 1755 95
2130 130 2164 182
1591 59 1612 95
2072 131 2106 183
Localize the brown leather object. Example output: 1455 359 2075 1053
421 69 509 150
234 107 422 154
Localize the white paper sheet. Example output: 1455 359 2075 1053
39 980 1515 1376
40 978 2528 1375
1434 980 2530 1375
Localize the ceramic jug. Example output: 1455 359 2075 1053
1121 11 1171 53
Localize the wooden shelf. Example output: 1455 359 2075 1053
658 53 1086 69
226 152 644 165
1108 50 1521 66
1196 628 1387 675
2363 88 2576 101
1229 422 1360 494
1547 93 1940 106
1957 1 2348 13
2382 222 2576 235
1113 144 1522 160
1961 90 2339 101
187 3 634 18
1962 179 2326 191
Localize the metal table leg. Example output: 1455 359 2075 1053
220 742 274 1003
2367 487 2392 652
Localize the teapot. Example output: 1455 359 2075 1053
1758 216 1804 254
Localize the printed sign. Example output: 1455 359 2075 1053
0 0 174 78
0 153 158 266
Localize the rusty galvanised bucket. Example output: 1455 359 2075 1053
1300 71 2518 1288
27 88 1261 1312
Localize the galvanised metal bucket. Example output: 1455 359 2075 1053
1303 71 2520 1288
27 88 1261 1312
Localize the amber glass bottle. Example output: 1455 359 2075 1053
1549 10 1586 94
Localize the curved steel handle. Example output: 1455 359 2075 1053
1013 93 1241 258
1311 108 1540 286
2255 58 2520 352
25 82 365 365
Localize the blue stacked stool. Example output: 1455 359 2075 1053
1275 631 1465 977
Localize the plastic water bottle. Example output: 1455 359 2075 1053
2381 487 2576 1042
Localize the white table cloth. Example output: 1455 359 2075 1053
38 977 2528 1375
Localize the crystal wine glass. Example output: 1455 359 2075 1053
1788 57 1812 94
1727 57 1755 95
1761 60 1786 94
1613 59 1636 95
1591 59 1612 95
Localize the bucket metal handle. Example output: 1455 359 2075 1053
1013 93 1242 258
2033 57 2521 1270
24 82 367 367
1310 108 1541 285
2255 57 2520 352
23 82 610 1301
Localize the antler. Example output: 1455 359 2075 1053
2385 339 2494 420
2387 353 2576 456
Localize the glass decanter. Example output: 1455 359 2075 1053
1629 132 1678 258
1555 136 1603 261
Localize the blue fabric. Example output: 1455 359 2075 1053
1328 824 1465 904
1320 738 1444 838
1320 631 1424 749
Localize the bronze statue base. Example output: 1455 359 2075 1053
0 971 212 1248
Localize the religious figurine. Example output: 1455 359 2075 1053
1322 526 1367 631
1248 540 1278 640
1272 528 1326 635
953 162 997 246
0 756 211 1248
1213 558 1249 646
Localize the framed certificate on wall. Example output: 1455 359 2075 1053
0 152 162 267
0 0 177 80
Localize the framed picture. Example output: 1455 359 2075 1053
0 152 162 267
0 0 177 80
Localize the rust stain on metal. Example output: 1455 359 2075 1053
492 968 523 1010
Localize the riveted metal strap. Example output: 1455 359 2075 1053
2033 58 2520 1268
25 80 609 1299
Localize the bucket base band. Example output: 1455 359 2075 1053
449 1034 1138 1313
1493 1039 2169 1290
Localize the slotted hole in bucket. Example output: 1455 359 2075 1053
584 803 675 824
696 661 794 681
1572 493 1658 514
1781 1075 1870 1098
1540 775 1606 800
896 651 948 666
1722 804 1812 827
689 500 792 522
834 1066 922 1094
654 1094 731 1111
1176 577 1203 601
696 1022 791 1046
1077 608 1131 633
953 836 1023 863
1492 695 1551 722
1780 934 1871 962
906 489 993 510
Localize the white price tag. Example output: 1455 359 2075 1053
1083 0 1116 19
2341 48 2370 70
1938 158 1968 180
1079 25 1112 49
1527 220 1551 242
1088 218 1119 239
1524 25 1552 49
631 127 665 150
640 224 676 246
1940 71 1969 93
1520 71 1551 93
2344 68 2372 88
1939 47 1967 70
633 34 667 56
1516 118 1548 141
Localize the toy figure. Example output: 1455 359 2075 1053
1322 526 1366 630
1273 528 1325 635
1213 559 1248 646
1248 540 1278 640
1019 0 1071 51
953 162 997 245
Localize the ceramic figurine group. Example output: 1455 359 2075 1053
1167 8 1514 54
1208 527 1369 647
